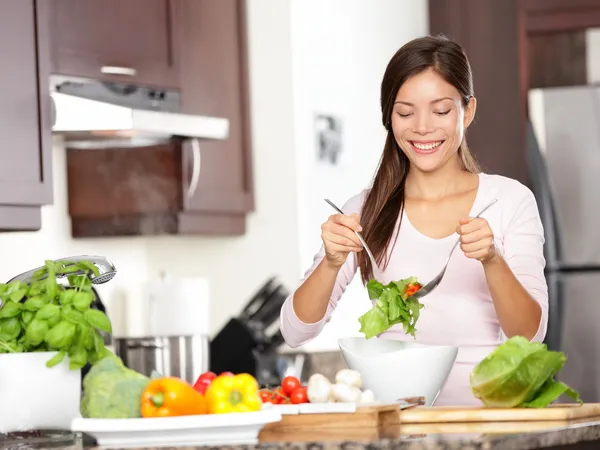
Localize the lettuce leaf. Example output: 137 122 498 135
357 277 424 339
470 336 582 408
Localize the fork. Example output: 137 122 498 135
324 198 380 272
410 198 499 300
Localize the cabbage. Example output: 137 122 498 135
470 336 582 408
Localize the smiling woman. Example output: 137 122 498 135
391 71 476 172
279 35 548 407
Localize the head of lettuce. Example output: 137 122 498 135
470 336 582 408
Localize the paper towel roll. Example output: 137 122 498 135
145 277 210 337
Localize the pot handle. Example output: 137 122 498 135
125 340 165 350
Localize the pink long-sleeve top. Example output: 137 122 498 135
280 172 549 406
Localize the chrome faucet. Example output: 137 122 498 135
6 255 117 285
0 255 117 309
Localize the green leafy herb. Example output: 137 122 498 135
358 277 425 339
0 258 113 370
470 336 582 408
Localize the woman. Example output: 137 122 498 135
279 35 549 406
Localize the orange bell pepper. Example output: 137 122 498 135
141 376 207 418
205 373 262 414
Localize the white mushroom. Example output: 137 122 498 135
307 373 332 403
331 383 362 403
335 369 363 389
359 389 376 404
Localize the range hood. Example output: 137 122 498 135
50 75 229 148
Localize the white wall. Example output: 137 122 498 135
0 137 152 336
289 0 429 351
0 0 429 350
587 28 600 84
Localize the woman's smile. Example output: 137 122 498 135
409 140 445 155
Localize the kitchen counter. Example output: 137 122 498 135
3 419 600 450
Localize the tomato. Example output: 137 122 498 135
281 376 301 396
271 387 288 404
199 371 217 383
193 371 217 394
220 371 234 377
259 390 273 403
406 283 422 297
289 386 308 404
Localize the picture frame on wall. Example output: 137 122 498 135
314 113 343 166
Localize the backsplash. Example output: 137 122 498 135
280 350 348 383
306 351 348 380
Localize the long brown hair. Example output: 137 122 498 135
358 35 480 284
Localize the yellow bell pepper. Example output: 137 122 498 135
205 373 262 414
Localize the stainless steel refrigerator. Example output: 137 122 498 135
528 85 600 402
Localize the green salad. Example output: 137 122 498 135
358 276 424 339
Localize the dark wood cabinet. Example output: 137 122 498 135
428 0 600 188
62 0 254 237
0 0 53 231
428 0 527 185
179 0 254 214
66 142 247 237
50 0 182 88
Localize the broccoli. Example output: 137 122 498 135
80 354 150 418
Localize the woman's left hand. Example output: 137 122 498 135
457 217 497 263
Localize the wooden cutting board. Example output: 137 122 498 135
260 419 596 443
396 403 600 424
398 418 597 436
262 403 401 430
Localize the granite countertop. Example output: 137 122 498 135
4 419 600 450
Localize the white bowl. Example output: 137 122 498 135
0 352 82 432
338 337 458 406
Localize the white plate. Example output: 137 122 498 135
264 403 300 415
71 409 282 448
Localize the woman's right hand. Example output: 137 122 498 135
320 213 364 268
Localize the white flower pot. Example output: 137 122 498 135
0 352 82 433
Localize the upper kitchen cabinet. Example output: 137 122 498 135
62 0 254 237
66 141 249 237
178 0 254 214
0 0 53 231
50 0 182 88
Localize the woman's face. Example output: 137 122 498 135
391 68 476 173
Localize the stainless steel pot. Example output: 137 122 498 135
114 335 209 384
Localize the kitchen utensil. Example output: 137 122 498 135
324 198 379 272
411 198 499 300
338 337 458 406
6 255 117 285
114 335 209 384
0 255 117 310
397 396 426 410
398 403 600 423
262 402 401 430
239 277 287 323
